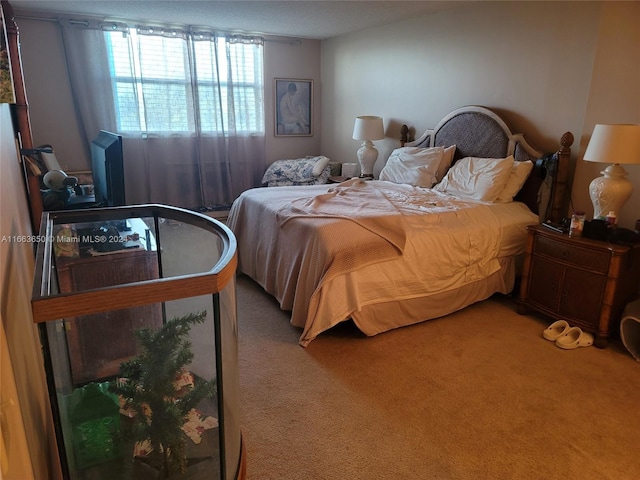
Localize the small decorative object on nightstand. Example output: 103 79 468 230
341 162 359 178
569 211 586 238
518 224 640 348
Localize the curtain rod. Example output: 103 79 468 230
14 13 303 45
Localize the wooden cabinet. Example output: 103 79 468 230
519 225 640 347
56 243 161 385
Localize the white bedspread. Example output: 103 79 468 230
227 179 538 346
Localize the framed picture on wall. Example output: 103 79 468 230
274 78 313 137
1 4 16 104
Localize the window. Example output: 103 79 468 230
105 29 264 135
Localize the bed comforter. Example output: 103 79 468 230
228 178 538 345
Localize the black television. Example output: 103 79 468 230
91 130 125 207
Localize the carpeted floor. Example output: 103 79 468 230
235 274 640 480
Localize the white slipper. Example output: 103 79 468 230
542 320 570 341
556 326 594 350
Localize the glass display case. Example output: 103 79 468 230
31 205 245 480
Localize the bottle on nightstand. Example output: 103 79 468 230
569 211 585 238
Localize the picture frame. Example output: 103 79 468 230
274 78 313 137
1 4 16 104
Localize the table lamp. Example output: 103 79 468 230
352 116 385 178
583 124 640 219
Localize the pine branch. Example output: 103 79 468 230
109 311 215 477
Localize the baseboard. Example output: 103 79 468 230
201 210 229 223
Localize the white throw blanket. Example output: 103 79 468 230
277 178 407 253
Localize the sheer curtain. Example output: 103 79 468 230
60 20 266 209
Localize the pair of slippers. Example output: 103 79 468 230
543 320 594 349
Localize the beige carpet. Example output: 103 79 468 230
235 274 640 480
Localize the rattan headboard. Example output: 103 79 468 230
402 106 571 222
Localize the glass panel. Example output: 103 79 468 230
52 217 158 294
43 298 224 479
51 216 160 385
153 217 222 276
219 278 241 480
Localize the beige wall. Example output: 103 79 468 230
320 1 640 228
572 1 640 229
264 39 322 164
0 105 62 478
17 18 88 172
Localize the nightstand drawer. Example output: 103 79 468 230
534 235 610 273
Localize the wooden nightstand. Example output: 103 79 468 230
518 224 640 347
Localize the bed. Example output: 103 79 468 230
228 106 572 346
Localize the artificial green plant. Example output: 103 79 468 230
110 311 216 478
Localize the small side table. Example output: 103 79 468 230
518 224 640 348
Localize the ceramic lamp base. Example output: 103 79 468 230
589 163 633 219
356 140 379 178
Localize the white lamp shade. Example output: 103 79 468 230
352 116 385 141
583 124 640 219
583 124 640 165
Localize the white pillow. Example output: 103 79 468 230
434 155 515 201
310 156 331 176
373 137 402 178
436 145 457 182
495 160 534 203
379 146 444 187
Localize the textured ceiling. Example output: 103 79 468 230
9 1 469 40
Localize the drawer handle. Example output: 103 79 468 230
561 249 570 258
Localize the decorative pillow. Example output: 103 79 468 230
495 160 534 203
436 145 457 182
434 155 515 201
262 157 331 187
311 155 331 176
379 146 444 187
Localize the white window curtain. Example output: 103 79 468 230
60 20 266 209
